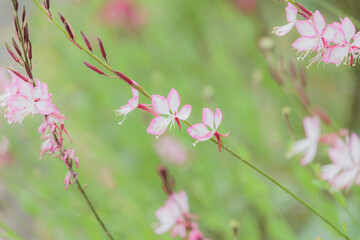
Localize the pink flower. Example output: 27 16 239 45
40 134 60 158
321 133 360 189
273 3 298 37
62 148 79 168
155 190 190 238
322 18 360 66
115 82 139 125
286 116 321 165
147 88 191 137
292 11 327 63
64 171 78 190
38 105 67 135
155 135 188 165
6 79 54 123
187 108 228 152
101 0 145 30
188 229 210 240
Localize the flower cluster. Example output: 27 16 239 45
287 116 360 190
155 167 209 239
0 69 79 188
115 88 229 152
273 2 360 67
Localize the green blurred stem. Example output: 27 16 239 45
32 0 349 238
0 222 23 240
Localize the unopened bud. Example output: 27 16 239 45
81 31 92 52
114 71 134 85
83 61 105 75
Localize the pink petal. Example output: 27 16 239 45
341 17 355 42
312 10 326 34
152 95 169 115
328 140 353 168
171 224 187 238
295 20 317 38
146 116 170 136
176 104 191 120
202 108 215 129
214 108 223 130
292 37 318 51
322 25 338 43
35 100 55 115
172 190 189 212
167 88 180 113
286 3 297 23
187 123 213 141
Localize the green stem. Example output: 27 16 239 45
31 0 349 238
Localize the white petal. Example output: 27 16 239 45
313 10 326 33
303 116 321 140
295 21 317 38
273 22 295 37
214 108 223 130
292 37 318 51
341 17 355 42
187 123 213 142
202 108 215 129
286 3 297 23
286 138 312 159
300 145 317 166
350 133 360 163
167 88 180 113
146 116 171 136
152 95 169 115
176 105 191 120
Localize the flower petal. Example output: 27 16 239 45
187 123 213 142
6 94 28 110
167 88 180 113
341 17 355 42
321 164 341 181
292 37 318 51
295 20 317 38
286 138 312 159
300 145 317 166
313 10 326 33
176 104 191 120
152 95 169 115
303 116 320 139
322 45 348 64
202 108 214 129
214 108 223 130
35 100 54 115
273 22 295 37
286 3 297 23
350 133 360 163
331 168 357 189
146 116 171 136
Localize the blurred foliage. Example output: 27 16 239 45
0 0 359 239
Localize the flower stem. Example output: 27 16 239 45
76 179 115 240
31 1 349 238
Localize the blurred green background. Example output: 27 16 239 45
0 0 360 239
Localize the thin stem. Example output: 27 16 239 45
76 180 115 240
31 1 349 238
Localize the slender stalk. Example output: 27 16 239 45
10 1 115 239
31 0 349 238
76 180 114 240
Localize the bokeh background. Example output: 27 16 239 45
0 0 360 239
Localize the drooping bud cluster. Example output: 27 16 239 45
3 0 79 189
273 2 360 67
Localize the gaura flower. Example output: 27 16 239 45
188 229 210 240
40 134 60 158
292 10 327 62
64 171 78 190
187 108 228 152
321 133 360 190
115 81 139 125
147 88 191 137
322 17 360 66
286 116 321 165
272 3 298 37
6 79 54 123
154 190 193 238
